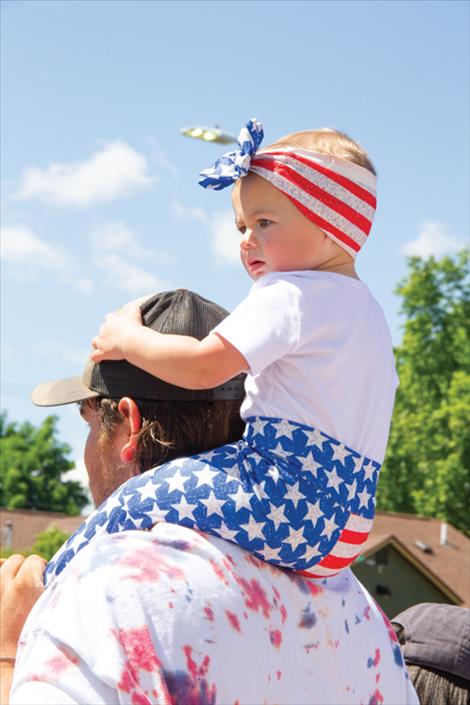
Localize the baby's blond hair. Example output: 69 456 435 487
265 128 377 176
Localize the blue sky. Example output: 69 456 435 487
1 0 468 498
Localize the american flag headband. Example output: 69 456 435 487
199 119 377 257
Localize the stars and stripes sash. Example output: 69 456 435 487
44 416 380 587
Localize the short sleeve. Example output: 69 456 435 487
212 277 301 375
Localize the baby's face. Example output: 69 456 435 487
232 173 327 280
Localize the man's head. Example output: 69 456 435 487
32 289 245 505
392 603 470 705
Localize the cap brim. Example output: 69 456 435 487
31 375 100 407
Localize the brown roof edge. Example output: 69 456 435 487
0 507 79 519
361 534 464 606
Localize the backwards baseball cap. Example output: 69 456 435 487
32 289 246 407
392 603 470 683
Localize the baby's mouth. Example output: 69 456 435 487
248 258 264 269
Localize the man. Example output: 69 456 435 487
392 603 470 705
3 289 418 704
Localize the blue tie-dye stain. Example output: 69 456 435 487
393 643 404 667
299 604 317 629
163 669 217 705
344 619 350 634
163 539 193 552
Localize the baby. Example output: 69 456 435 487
64 120 399 579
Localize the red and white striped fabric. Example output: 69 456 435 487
250 149 377 258
299 513 373 579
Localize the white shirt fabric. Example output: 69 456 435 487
213 271 398 462
11 524 418 705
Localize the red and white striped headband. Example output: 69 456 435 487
250 148 377 257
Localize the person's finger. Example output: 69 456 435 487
16 555 47 591
123 295 150 311
90 349 103 362
0 554 26 582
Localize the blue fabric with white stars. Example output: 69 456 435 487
44 416 380 586
198 118 264 190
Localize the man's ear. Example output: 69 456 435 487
117 397 142 464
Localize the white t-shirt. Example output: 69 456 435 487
11 524 418 705
214 271 398 463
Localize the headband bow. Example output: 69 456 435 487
198 119 264 190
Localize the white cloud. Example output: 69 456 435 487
210 209 240 264
402 221 465 259
1 225 95 293
91 222 170 294
172 202 240 265
1 225 68 270
172 200 209 224
14 141 153 207
149 141 179 178
96 253 167 294
91 221 154 258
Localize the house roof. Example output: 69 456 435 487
361 512 470 607
0 508 84 552
2 507 469 607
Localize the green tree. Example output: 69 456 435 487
31 525 71 560
378 250 470 535
0 413 88 515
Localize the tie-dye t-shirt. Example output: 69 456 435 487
11 524 418 705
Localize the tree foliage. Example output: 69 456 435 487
0 413 88 515
378 251 470 535
31 525 71 560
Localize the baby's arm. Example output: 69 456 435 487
91 303 247 390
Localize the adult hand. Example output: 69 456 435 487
91 303 142 362
0 555 46 704
0 554 47 659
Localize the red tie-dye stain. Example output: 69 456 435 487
280 604 288 624
306 581 324 596
225 610 241 632
269 629 282 649
116 549 185 583
367 648 381 669
244 553 262 569
113 625 163 697
276 670 282 681
204 605 214 622
209 558 229 585
236 577 273 619
183 645 210 680
28 643 80 681
222 556 238 578
369 688 384 704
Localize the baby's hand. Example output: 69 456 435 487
91 303 142 362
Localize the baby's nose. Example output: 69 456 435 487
240 229 256 248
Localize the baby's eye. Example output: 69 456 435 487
258 219 273 228
237 224 246 235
